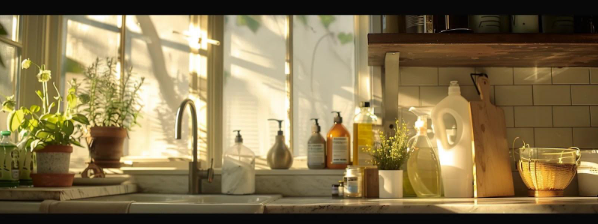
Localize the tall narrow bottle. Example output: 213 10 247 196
353 102 381 166
326 111 350 169
406 107 442 197
308 118 326 169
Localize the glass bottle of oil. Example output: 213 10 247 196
406 107 442 197
326 111 350 169
352 102 381 166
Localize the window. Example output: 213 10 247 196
61 15 205 169
223 15 356 168
0 15 21 133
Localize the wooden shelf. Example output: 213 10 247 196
368 33 598 67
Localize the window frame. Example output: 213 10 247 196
213 15 371 169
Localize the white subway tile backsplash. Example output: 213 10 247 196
534 128 573 148
553 106 590 127
572 85 598 105
398 87 420 107
501 106 514 128
400 67 438 86
514 67 552 85
495 86 532 106
438 67 475 86
533 85 571 105
573 128 598 148
591 68 598 84
420 87 447 106
591 106 598 127
475 67 514 85
552 68 590 84
514 106 553 127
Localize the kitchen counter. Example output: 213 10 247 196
263 197 598 214
0 183 137 201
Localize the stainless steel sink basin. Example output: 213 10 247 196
75 193 282 213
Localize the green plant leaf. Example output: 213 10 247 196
40 120 57 131
34 130 51 140
7 110 24 132
71 114 90 125
318 15 336 29
236 15 261 33
337 32 353 45
29 105 40 113
63 120 74 137
0 23 6 35
64 57 86 74
296 15 308 26
69 138 82 147
35 90 43 100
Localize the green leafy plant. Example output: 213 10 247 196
365 119 410 170
3 59 90 150
77 57 144 130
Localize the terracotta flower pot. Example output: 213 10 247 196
32 145 74 187
89 127 127 168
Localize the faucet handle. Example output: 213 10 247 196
207 158 214 183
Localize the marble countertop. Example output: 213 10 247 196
0 183 137 201
263 197 598 214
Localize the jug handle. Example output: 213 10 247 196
433 111 451 150
569 147 581 165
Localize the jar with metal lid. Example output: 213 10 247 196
343 166 363 198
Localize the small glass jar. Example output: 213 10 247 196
331 184 340 198
343 166 363 198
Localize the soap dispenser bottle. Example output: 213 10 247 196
222 130 255 194
406 107 442 197
267 119 293 169
308 118 326 169
326 111 351 169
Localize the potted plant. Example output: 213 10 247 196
77 58 144 168
366 119 410 199
4 59 89 187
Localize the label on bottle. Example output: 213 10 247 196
331 137 348 164
11 169 18 180
308 143 325 165
346 180 359 194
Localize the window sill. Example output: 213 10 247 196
121 167 345 176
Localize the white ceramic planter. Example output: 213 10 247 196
379 170 403 198
36 152 70 174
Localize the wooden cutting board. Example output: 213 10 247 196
469 76 515 198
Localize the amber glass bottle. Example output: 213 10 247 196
327 111 351 169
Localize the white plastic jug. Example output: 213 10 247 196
431 81 474 198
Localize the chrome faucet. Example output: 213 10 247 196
175 99 214 194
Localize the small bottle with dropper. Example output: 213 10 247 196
222 130 255 194
267 119 293 169
308 118 326 169
327 111 351 169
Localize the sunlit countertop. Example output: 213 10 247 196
262 197 598 213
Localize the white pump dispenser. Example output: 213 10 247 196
431 81 474 198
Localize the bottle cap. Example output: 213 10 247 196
268 119 284 135
310 118 321 133
1 131 11 136
233 130 243 143
448 81 461 95
331 111 342 123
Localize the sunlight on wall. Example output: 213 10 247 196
223 15 288 158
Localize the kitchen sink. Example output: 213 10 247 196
74 193 282 213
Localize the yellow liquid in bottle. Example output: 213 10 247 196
353 123 373 166
407 140 442 197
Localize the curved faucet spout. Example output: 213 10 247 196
175 99 198 164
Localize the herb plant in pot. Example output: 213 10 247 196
5 59 89 187
78 58 144 168
366 119 410 199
